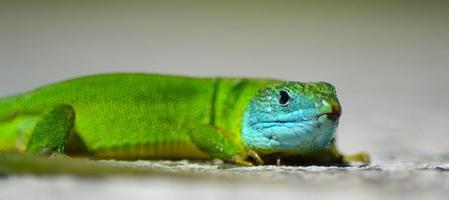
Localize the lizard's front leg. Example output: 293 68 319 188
188 125 263 166
26 105 75 157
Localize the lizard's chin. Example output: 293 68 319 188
251 118 335 146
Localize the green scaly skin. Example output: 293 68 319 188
0 73 369 166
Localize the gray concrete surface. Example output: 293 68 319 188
0 1 448 199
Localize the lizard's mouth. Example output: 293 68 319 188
257 110 341 126
322 110 341 121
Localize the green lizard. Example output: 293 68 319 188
0 73 369 166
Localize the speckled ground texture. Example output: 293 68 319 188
1 156 449 200
1 1 449 200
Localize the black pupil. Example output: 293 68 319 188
279 90 290 105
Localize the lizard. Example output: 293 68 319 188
0 73 369 166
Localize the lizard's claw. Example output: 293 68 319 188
231 155 253 166
343 152 370 164
248 149 264 165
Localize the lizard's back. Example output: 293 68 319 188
0 73 216 159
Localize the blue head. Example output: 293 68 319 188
242 81 341 156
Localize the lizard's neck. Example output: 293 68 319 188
211 78 280 145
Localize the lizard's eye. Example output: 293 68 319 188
278 90 290 106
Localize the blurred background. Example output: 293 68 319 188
0 1 448 199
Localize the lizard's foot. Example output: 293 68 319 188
50 152 71 160
38 148 70 160
230 150 264 166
